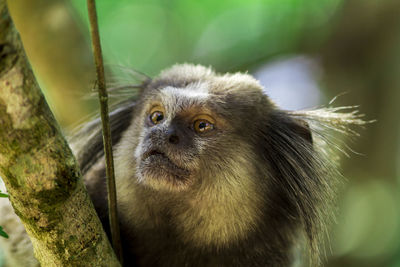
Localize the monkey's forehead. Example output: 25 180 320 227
146 64 271 104
142 84 218 116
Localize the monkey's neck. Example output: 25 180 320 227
118 178 264 249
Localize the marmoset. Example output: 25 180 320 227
0 64 365 267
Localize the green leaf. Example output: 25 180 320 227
0 226 9 239
0 192 8 198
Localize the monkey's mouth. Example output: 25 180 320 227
144 150 168 159
140 149 191 185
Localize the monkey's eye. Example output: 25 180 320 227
150 111 164 125
193 119 214 133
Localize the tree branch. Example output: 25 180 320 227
0 1 120 266
6 0 97 126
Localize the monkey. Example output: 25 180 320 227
0 64 365 266
72 63 366 266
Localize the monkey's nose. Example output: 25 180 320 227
166 127 180 144
168 134 179 144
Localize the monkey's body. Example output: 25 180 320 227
86 165 295 266
0 64 365 267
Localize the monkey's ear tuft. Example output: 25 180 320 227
290 119 313 145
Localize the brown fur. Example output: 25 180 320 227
71 64 366 266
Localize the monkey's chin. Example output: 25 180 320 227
137 153 192 192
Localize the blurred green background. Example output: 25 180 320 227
2 0 400 266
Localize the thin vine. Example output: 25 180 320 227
86 0 123 262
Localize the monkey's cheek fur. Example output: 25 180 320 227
137 153 193 192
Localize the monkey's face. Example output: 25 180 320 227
134 85 228 192
128 64 275 195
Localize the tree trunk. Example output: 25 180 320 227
0 1 120 266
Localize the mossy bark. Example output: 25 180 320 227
0 1 120 266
